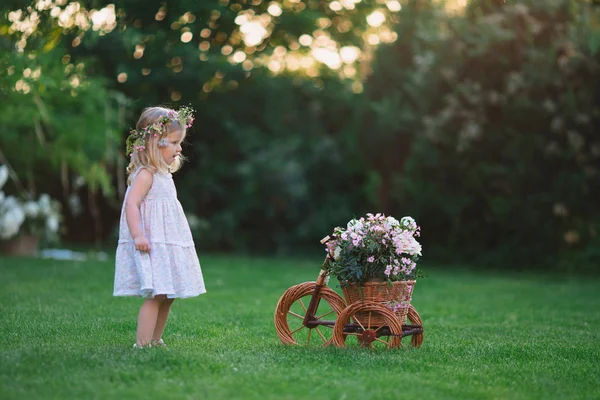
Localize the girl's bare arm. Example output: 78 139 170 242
125 169 153 252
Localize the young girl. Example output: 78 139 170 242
113 105 206 349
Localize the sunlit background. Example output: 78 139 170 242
6 0 472 97
1 0 599 272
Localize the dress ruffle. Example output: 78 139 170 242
114 242 206 299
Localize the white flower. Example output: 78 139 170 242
334 246 342 260
74 175 86 189
0 191 63 241
38 194 52 215
2 195 21 211
68 194 82 216
23 201 40 218
401 216 415 226
0 165 8 189
400 216 418 232
187 214 201 230
385 216 399 230
347 219 363 232
46 215 59 233
0 206 25 239
406 237 422 256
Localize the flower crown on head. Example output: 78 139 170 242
125 105 195 156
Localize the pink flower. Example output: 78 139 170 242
325 240 336 255
367 256 374 263
384 265 392 276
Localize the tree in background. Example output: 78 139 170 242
388 0 600 269
2 0 600 271
0 1 127 245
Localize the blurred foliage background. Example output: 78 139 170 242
1 0 599 271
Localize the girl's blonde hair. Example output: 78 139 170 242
126 106 187 185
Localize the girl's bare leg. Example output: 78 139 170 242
136 296 164 347
152 297 175 342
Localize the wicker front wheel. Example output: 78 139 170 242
332 301 403 349
274 282 346 346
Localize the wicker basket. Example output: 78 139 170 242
340 280 415 326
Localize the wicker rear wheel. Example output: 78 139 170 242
404 305 424 348
274 282 346 346
332 301 403 350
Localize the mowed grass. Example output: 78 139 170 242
0 254 599 400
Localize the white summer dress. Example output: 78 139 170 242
113 168 206 299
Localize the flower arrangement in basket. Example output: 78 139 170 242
324 213 422 324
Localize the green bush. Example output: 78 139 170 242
370 0 600 270
177 73 367 252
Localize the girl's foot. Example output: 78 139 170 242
151 338 166 348
132 343 152 349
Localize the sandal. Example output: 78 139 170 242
151 338 166 348
132 343 152 349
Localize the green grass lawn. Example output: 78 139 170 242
1 254 599 400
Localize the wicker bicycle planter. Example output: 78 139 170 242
340 280 415 326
